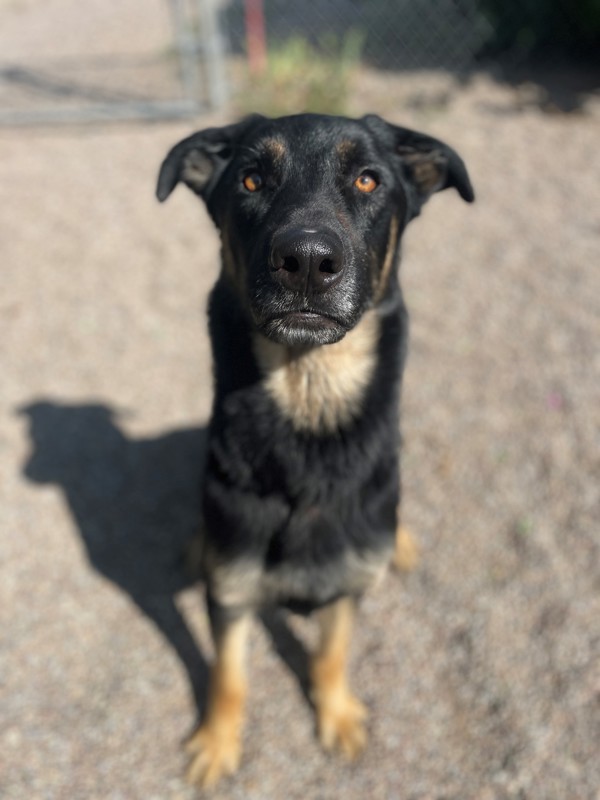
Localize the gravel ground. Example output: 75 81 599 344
2 2 599 799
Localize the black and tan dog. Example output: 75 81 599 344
157 113 473 787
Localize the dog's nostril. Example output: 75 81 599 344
270 252 301 273
269 228 344 290
282 256 300 273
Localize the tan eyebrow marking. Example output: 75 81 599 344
336 139 357 164
261 137 287 164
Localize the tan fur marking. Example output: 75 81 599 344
403 150 446 196
375 215 399 302
336 139 357 164
186 615 250 788
311 597 367 758
206 546 390 611
393 525 419 572
254 311 380 434
262 137 286 164
207 555 262 608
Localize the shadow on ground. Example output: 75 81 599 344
480 61 600 114
18 399 314 718
19 400 210 711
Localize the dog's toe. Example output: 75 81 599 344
317 692 368 760
186 724 242 788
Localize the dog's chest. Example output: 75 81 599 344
252 311 380 435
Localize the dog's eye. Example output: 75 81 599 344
354 172 378 193
242 173 264 192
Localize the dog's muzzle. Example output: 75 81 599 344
269 228 344 296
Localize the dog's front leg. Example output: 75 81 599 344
393 525 419 572
311 596 367 759
186 612 250 787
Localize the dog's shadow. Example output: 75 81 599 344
19 400 312 713
19 400 211 709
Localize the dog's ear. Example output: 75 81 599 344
393 124 474 207
156 114 264 203
364 115 474 210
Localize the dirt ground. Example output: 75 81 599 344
1 2 599 799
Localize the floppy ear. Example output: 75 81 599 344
156 114 264 203
364 114 474 210
393 124 474 206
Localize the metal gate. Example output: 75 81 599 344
0 0 227 126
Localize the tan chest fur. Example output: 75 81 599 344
253 311 380 434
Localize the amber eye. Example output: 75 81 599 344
243 173 263 192
354 172 378 193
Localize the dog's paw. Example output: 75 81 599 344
392 526 419 572
185 724 242 788
317 691 368 759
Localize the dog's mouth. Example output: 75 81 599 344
261 309 347 346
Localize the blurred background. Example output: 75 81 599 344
0 0 598 122
1 2 599 800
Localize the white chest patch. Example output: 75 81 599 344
253 311 380 434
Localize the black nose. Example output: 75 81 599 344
269 228 344 294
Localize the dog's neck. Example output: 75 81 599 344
253 311 380 435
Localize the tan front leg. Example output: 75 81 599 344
311 596 367 759
392 525 419 572
186 614 250 788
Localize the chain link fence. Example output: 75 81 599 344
223 0 492 73
0 0 596 125
223 0 599 70
0 0 226 126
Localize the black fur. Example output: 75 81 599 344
157 113 473 624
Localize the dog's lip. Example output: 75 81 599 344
286 310 330 319
274 307 337 320
259 308 349 345
272 309 340 327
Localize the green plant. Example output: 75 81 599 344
236 30 364 117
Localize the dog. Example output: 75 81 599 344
157 112 473 787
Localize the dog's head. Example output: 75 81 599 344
157 113 473 347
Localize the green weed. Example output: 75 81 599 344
235 31 364 117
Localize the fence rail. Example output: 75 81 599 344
0 0 227 126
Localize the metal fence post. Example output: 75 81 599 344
0 0 229 126
196 0 228 109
